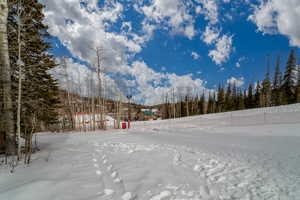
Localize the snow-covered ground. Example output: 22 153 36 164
1 104 300 200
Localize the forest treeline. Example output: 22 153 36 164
161 50 300 119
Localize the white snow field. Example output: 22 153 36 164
1 104 300 200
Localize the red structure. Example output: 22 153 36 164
122 122 127 129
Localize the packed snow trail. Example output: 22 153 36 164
1 104 300 200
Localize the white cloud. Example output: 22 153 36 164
196 0 219 25
235 56 247 68
140 0 196 39
198 1 235 65
227 77 245 87
128 61 209 105
191 51 200 60
195 6 202 14
184 25 196 40
219 67 225 71
209 34 233 65
40 0 143 75
41 0 219 105
249 0 300 48
202 25 220 45
49 58 211 105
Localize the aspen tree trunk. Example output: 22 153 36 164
0 0 16 163
92 97 95 131
96 48 104 129
102 76 106 130
186 99 189 117
117 93 122 128
62 57 74 130
90 70 95 131
16 1 22 160
172 89 176 119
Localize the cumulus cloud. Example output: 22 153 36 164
140 0 196 39
249 0 300 48
235 56 247 68
41 0 219 105
209 34 233 65
49 58 210 105
40 0 143 74
227 76 245 87
202 25 220 45
191 51 200 60
196 0 219 25
197 1 235 65
128 61 209 105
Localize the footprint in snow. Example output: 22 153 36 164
107 165 113 171
150 191 172 200
114 178 122 183
96 170 102 175
111 171 118 178
122 192 136 200
94 163 99 168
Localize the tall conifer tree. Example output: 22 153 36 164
8 0 60 134
273 56 282 106
281 50 297 104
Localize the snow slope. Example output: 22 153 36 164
1 104 300 200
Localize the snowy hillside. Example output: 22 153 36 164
1 104 300 200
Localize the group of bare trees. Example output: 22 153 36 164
57 47 128 132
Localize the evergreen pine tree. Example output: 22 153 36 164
199 92 205 114
232 83 238 110
272 56 283 106
254 81 261 108
296 64 300 103
261 62 272 107
207 92 216 114
225 84 232 111
246 84 254 108
281 49 297 104
237 89 245 110
216 83 225 112
8 0 60 133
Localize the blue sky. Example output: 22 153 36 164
43 0 300 105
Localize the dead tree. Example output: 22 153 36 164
62 57 74 130
96 46 106 129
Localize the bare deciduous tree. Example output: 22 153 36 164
0 0 16 165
